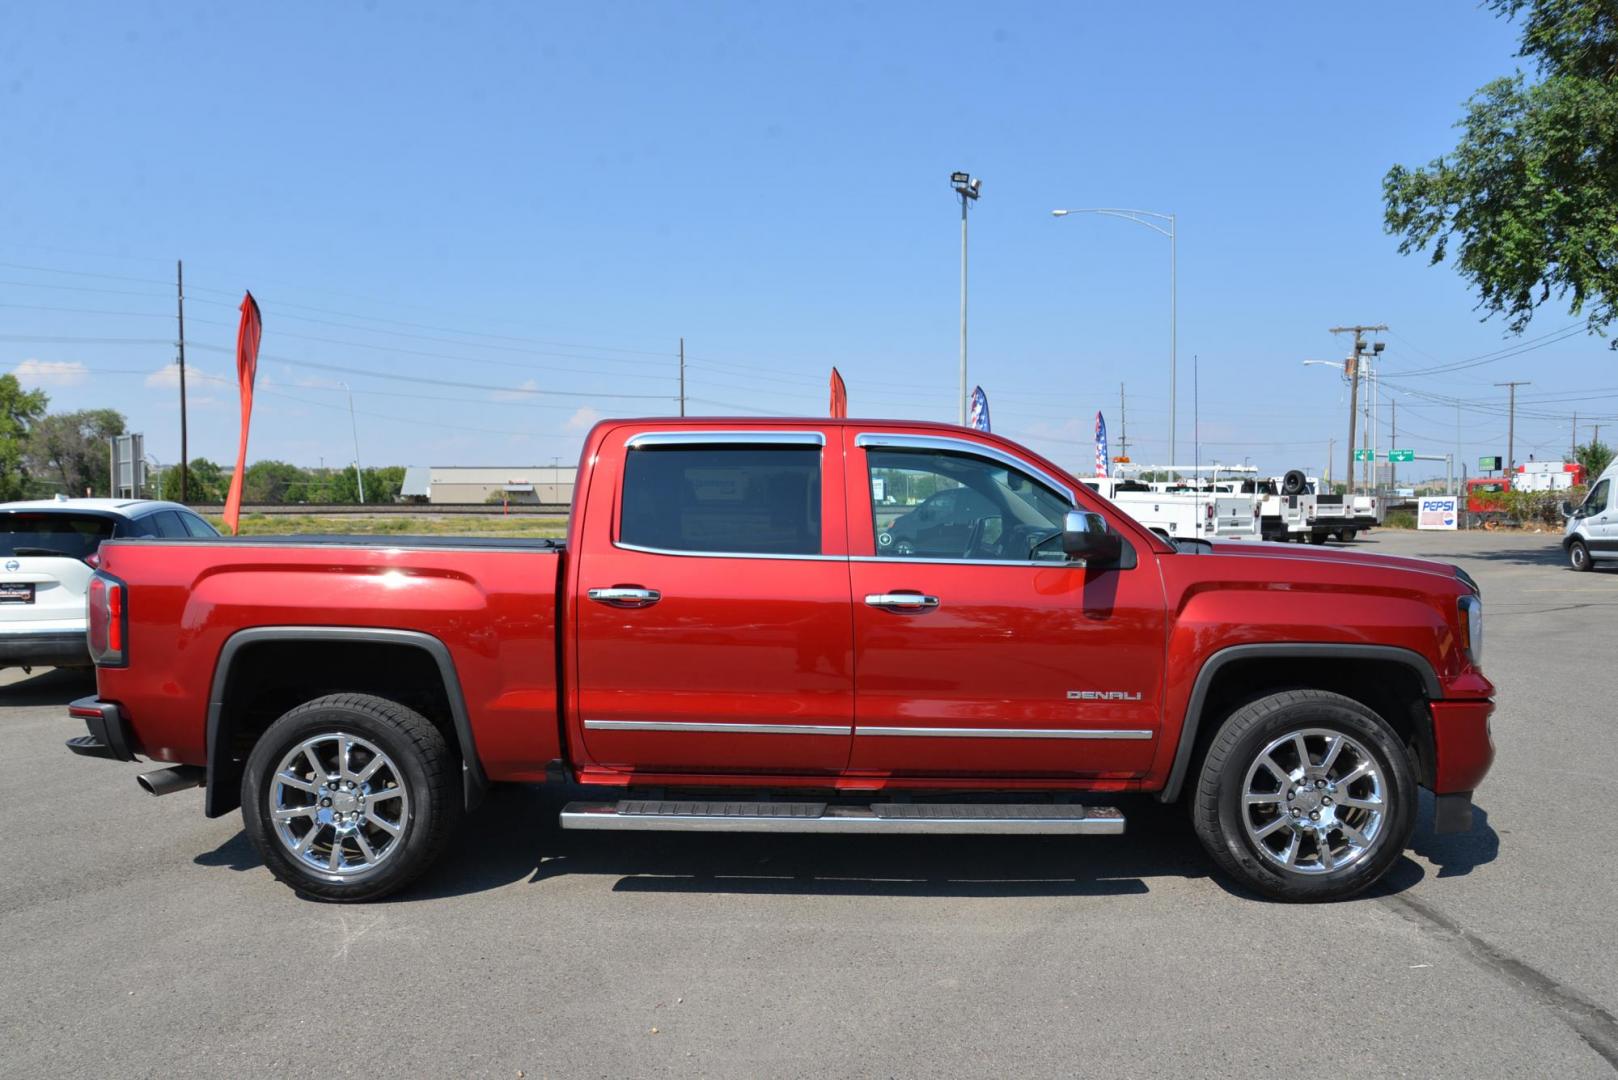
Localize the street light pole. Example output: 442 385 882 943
952 172 981 425
1051 208 1176 467
339 381 366 505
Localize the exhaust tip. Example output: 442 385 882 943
137 765 206 797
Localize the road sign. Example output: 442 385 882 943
1353 449 1374 462
1388 449 1414 463
1479 455 1502 471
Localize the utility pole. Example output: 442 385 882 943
678 337 685 417
176 259 188 502
1390 398 1397 491
951 171 981 425
1329 325 1387 495
340 382 365 504
1327 438 1334 488
1572 411 1578 459
1495 380 1530 476
1118 382 1128 461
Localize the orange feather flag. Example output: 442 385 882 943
221 292 262 536
829 367 847 418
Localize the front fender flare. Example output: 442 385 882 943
1159 642 1442 802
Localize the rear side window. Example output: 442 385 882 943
179 512 219 537
0 513 115 560
620 445 822 555
151 511 190 538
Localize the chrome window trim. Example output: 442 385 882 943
625 430 826 449
584 719 852 736
849 555 1076 569
618 430 830 560
855 726 1154 740
613 541 846 562
854 432 1076 504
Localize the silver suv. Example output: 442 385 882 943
0 497 219 670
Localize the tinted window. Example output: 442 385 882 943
179 512 219 537
0 513 115 559
1586 479 1611 514
868 448 1071 562
620 445 821 555
151 511 190 538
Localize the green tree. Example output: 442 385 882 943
0 374 50 500
181 458 229 503
243 459 309 504
1383 1 1618 345
24 408 126 498
1573 438 1614 481
328 465 404 504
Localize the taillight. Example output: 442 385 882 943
87 572 128 667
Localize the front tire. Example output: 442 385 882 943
1191 689 1417 901
1570 539 1593 572
241 693 462 902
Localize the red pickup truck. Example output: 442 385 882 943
66 419 1495 902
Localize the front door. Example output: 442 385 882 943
573 429 854 775
1586 476 1617 560
847 431 1168 779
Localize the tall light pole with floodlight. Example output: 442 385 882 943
1052 207 1176 467
952 171 981 425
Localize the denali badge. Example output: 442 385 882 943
1067 690 1143 702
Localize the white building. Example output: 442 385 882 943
400 465 576 505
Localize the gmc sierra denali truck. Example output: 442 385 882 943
66 419 1495 903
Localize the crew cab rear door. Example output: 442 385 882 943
572 428 854 775
846 430 1168 779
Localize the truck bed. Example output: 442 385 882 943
91 534 567 797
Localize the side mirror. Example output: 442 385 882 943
1561 500 1575 519
1062 510 1123 567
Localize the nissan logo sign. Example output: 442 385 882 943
4 560 17 572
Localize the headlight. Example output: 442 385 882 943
1457 595 1482 668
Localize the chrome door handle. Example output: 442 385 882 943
865 592 940 611
588 587 661 607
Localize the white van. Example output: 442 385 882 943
1563 461 1616 571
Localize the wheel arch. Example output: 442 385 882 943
1161 643 1442 803
205 627 487 818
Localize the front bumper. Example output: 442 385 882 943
1427 698 1495 833
66 696 136 762
0 629 90 667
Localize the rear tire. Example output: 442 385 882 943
1569 539 1593 572
241 693 462 902
1191 689 1417 902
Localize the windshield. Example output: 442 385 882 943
0 513 115 560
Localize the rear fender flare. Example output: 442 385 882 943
205 626 487 817
1160 643 1443 802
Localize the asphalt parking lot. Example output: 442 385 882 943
3 528 1616 1079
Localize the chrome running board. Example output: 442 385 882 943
559 799 1125 835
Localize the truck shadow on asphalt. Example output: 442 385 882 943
196 784 1490 904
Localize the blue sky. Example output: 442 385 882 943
1 1 1607 482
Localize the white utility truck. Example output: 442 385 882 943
1083 466 1262 542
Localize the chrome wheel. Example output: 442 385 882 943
269 732 409 877
1241 728 1385 875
